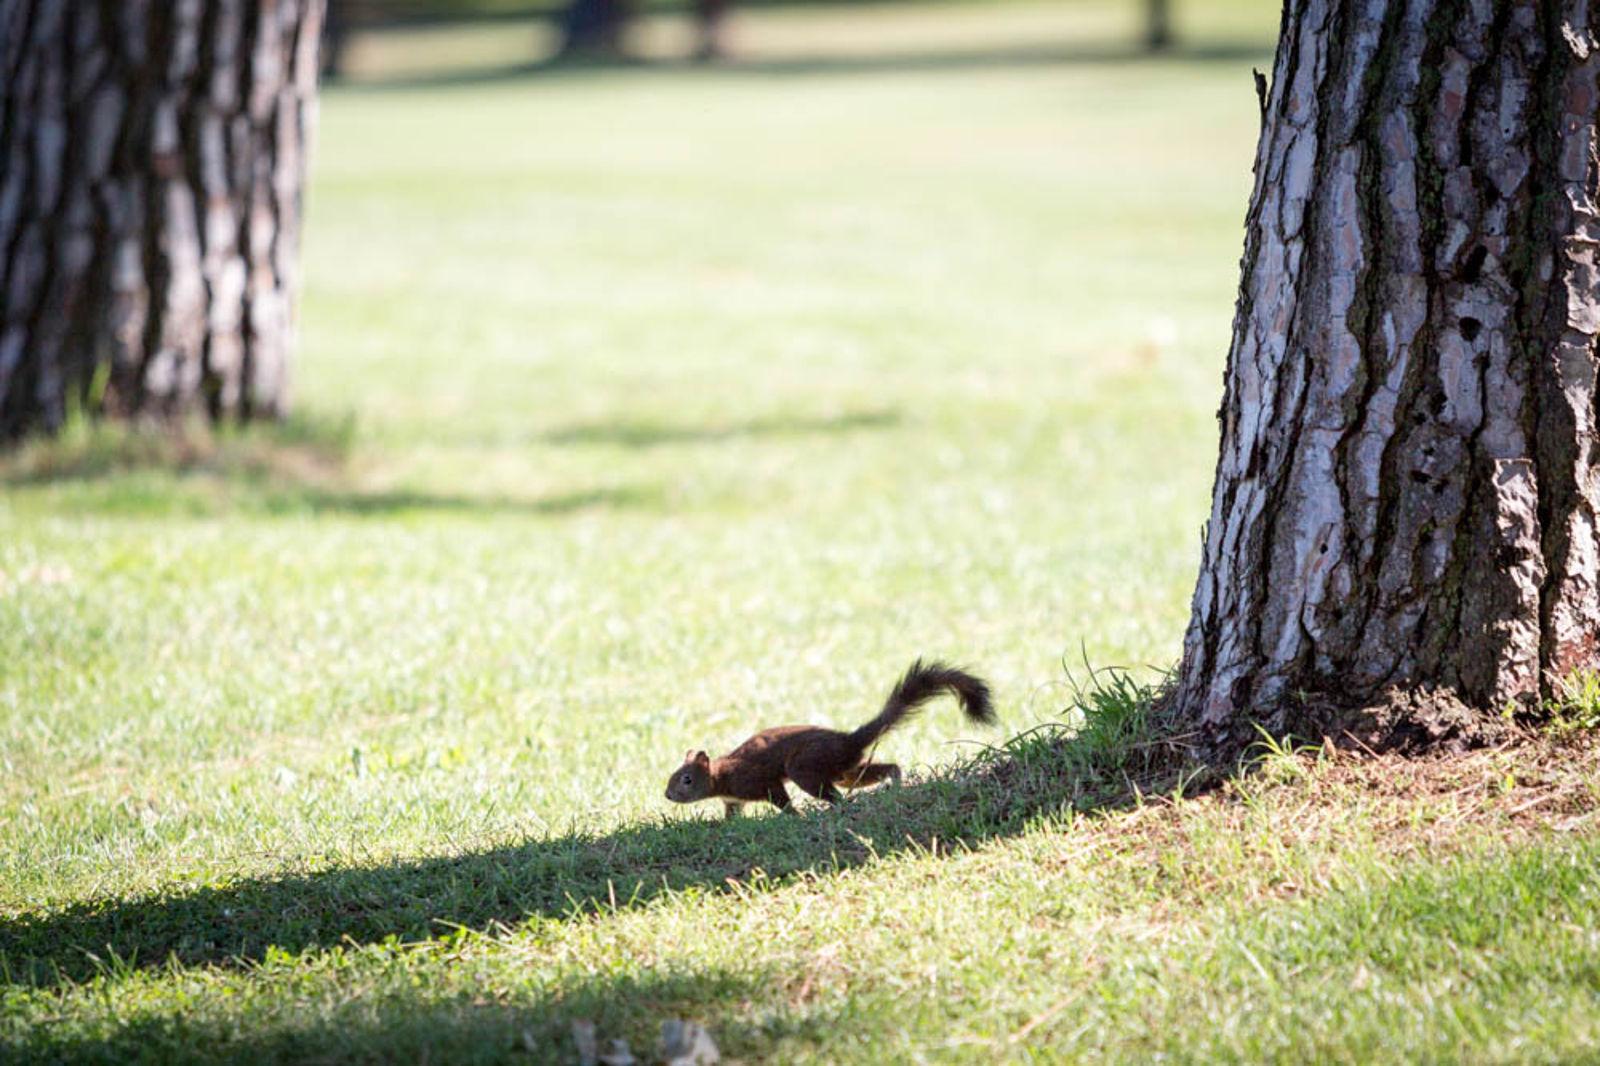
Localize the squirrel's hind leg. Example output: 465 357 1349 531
789 768 844 804
838 762 901 790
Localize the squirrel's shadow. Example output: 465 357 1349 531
0 736 1155 989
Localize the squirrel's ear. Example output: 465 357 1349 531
693 750 710 767
684 749 697 763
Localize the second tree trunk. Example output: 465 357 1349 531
0 0 325 439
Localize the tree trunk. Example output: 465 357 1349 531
1174 1 1600 753
1145 0 1173 52
0 0 325 441
321 0 351 82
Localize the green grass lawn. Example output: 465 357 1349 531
4 2 1599 1061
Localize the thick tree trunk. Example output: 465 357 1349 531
1174 2 1600 753
0 0 325 441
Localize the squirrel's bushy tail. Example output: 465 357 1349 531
850 659 996 750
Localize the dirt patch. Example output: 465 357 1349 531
1078 731 1600 909
1283 685 1517 756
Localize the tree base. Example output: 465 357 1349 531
1188 684 1518 764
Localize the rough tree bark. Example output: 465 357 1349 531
1174 1 1600 753
0 0 325 440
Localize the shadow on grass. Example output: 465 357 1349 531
0 725 1186 990
4 479 663 519
0 965 809 1064
0 413 666 519
12 823 1599 1065
343 40 1275 91
256 483 664 517
541 409 899 448
0 411 359 487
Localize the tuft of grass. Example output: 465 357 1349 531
1057 656 1183 770
1544 670 1600 738
960 658 1195 828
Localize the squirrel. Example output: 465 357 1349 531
664 659 996 818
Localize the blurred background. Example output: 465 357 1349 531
7 0 1281 891
319 0 1270 81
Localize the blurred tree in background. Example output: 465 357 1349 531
319 0 1181 76
1145 0 1170 49
0 1 326 440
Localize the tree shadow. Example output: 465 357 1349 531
541 408 899 448
0 414 667 518
5 476 665 520
1 964 807 1064
343 39 1275 92
0 412 358 487
0 732 1163 990
256 483 664 517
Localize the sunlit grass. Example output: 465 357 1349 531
4 2 1262 909
4 2 1596 1062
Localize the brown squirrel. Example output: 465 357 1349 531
664 659 996 818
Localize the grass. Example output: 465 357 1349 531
3 1 1598 1061
1543 671 1600 738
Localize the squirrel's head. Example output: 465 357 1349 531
665 750 712 803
